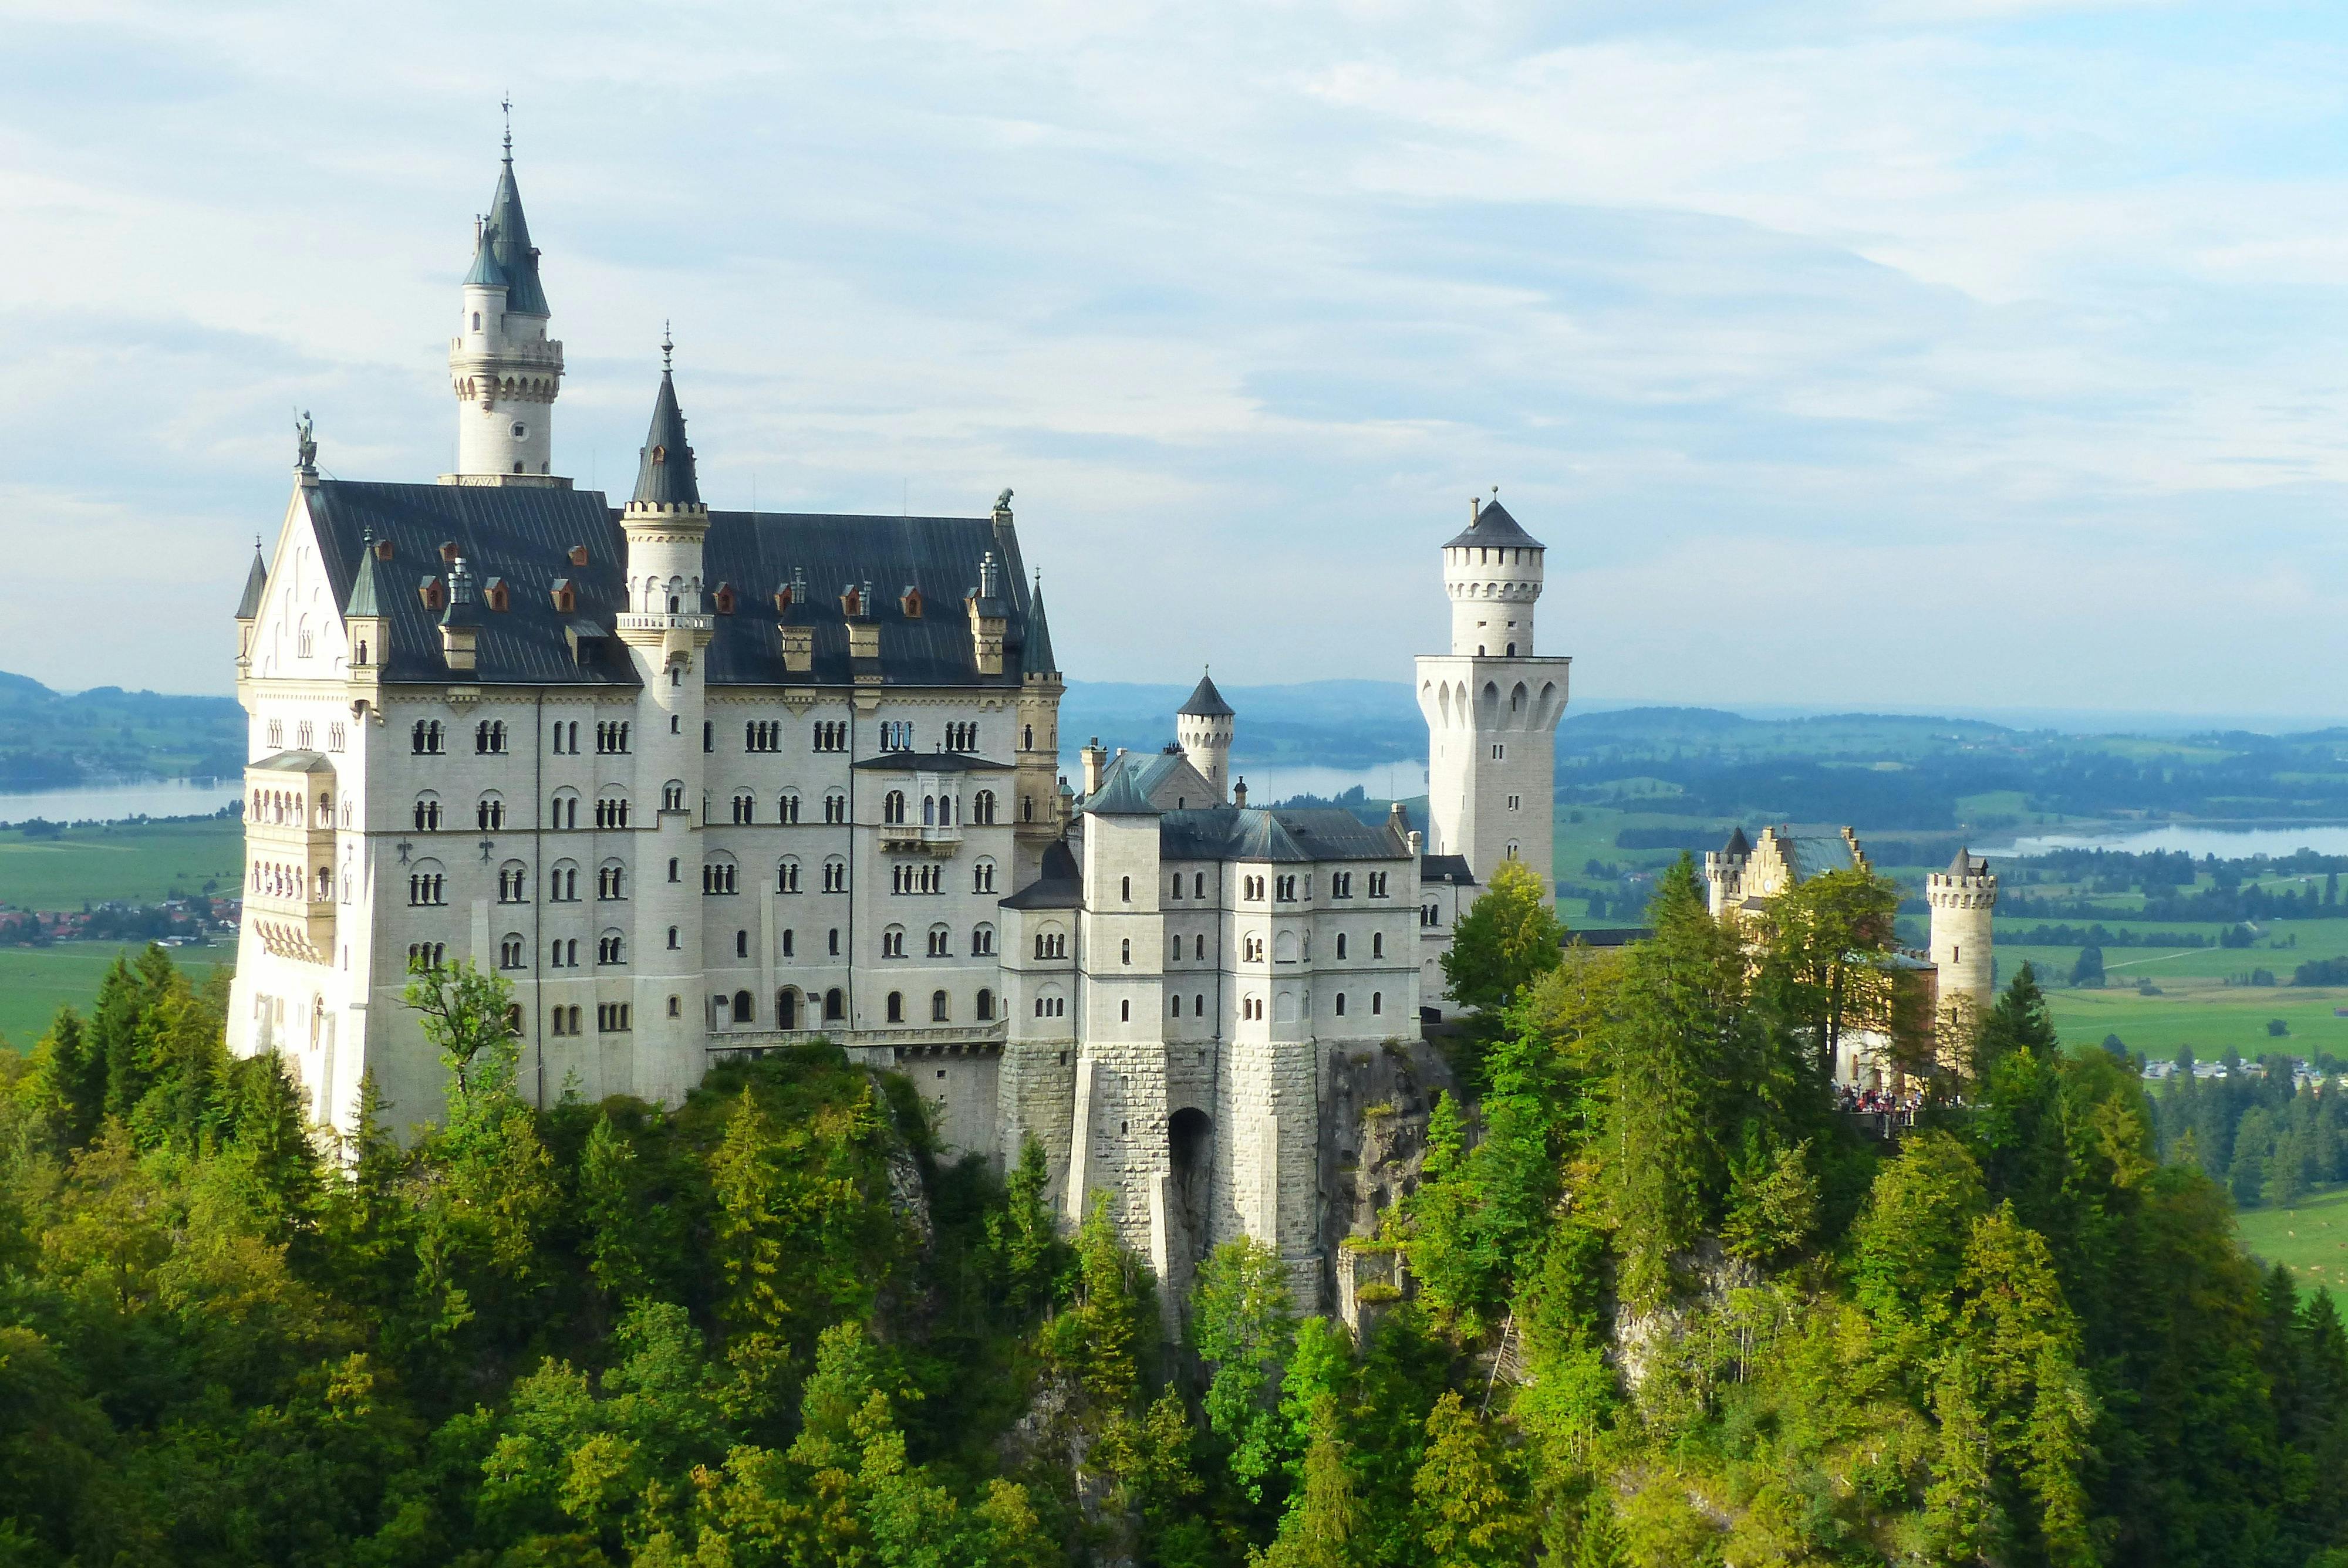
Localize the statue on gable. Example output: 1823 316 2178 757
295 409 317 471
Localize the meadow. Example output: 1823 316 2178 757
2236 1182 2348 1309
0 941 231 1051
0 817 243 910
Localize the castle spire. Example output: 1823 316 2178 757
447 116 564 484
1021 572 1057 677
630 346 702 509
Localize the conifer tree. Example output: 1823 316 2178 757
1411 1391 1530 1568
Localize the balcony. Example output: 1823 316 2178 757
246 886 335 964
616 611 716 634
878 822 962 854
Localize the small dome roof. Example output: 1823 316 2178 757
1179 670 1234 718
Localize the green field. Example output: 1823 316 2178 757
2237 1184 2348 1307
0 942 232 1051
0 818 243 910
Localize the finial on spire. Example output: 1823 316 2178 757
662 321 673 372
501 94 513 159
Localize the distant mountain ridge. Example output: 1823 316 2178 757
0 671 244 790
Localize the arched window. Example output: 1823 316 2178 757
732 989 754 1026
931 989 950 1022
923 795 936 826
973 790 997 825
777 857 802 894
474 793 505 831
598 860 626 900
663 780 685 812
972 922 994 956
886 991 904 1023
1336 932 1348 959
823 857 848 893
497 861 528 903
1120 999 1131 1022
500 934 525 969
412 793 442 832
703 856 738 894
1121 876 1132 903
778 989 799 1030
825 988 846 1022
1121 938 1132 965
1372 932 1384 958
778 789 802 824
884 790 907 825
973 858 997 894
549 788 580 830
1335 993 1347 1016
597 931 627 965
732 791 755 824
976 988 994 1021
1023 724 1034 749
882 925 906 958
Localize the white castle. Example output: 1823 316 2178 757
227 140 1989 1302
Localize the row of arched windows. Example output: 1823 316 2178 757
248 788 332 828
248 860 329 901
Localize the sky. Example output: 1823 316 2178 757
4 1 2348 717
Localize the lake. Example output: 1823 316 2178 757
0 778 242 827
1999 823 2348 859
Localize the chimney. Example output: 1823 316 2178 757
1232 776 1248 808
1406 829 1423 856
1080 737 1107 795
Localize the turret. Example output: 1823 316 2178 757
1176 669 1234 803
1443 495 1544 657
1928 847 1999 1025
446 124 565 485
1702 826 1752 917
345 527 388 682
234 540 268 667
1013 566 1066 874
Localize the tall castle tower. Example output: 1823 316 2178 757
447 126 566 484
615 340 713 1104
1414 497 1571 900
1928 848 1999 1031
1176 670 1234 804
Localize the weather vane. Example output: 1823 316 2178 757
662 320 673 371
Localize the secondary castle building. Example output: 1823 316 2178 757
228 137 1570 1305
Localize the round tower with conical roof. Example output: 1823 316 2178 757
1176 669 1234 803
614 340 713 1106
447 126 566 484
1928 847 1999 1026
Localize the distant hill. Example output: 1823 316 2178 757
0 672 244 789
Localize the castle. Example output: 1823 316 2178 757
226 138 1989 1307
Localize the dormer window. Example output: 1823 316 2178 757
440 540 459 563
900 586 923 618
842 586 864 617
651 444 667 465
569 545 589 566
713 583 736 615
417 576 446 611
485 578 510 613
550 578 576 614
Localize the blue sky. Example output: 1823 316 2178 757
4 1 2347 717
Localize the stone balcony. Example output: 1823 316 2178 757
878 822 963 854
246 887 335 964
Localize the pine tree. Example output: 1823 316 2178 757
1262 1395 1364 1568
1192 1238 1297 1503
1571 1492 1625 1568
1411 1391 1530 1568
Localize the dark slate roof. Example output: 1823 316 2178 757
700 509 1037 689
1443 497 1543 550
1001 839 1082 908
1947 846 1989 877
235 546 268 619
1783 833 1864 885
1720 825 1752 857
1084 767 1161 817
304 479 1044 691
1094 750 1212 810
345 532 383 616
484 155 548 315
1420 853 1477 885
631 370 700 507
1021 580 1057 676
851 752 1013 773
463 225 510 289
305 481 637 685
1158 806 1409 864
1179 670 1234 718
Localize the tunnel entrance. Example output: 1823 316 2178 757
1168 1107 1215 1273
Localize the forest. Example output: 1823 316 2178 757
1 859 2344 1566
